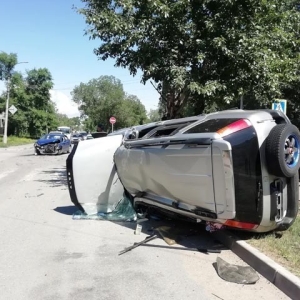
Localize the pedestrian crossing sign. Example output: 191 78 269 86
272 99 287 114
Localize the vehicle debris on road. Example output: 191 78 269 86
118 234 158 256
215 257 259 284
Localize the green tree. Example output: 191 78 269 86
24 68 56 137
5 72 31 136
148 108 161 122
0 52 18 81
72 75 124 130
0 52 19 139
69 117 81 130
1 67 57 137
119 94 148 126
77 0 300 118
71 75 147 131
56 113 71 127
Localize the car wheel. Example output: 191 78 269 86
266 124 300 177
35 150 41 156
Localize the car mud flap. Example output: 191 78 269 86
66 134 125 214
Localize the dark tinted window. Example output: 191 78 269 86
184 118 240 134
138 126 160 138
151 127 178 138
143 121 197 139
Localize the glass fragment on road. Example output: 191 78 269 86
72 195 137 222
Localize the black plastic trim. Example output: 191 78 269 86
66 144 84 212
223 126 263 224
134 196 217 219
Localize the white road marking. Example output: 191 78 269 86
21 169 41 182
0 169 17 181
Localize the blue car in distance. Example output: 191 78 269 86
34 132 72 155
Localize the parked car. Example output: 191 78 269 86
67 109 300 233
34 133 71 155
79 131 88 140
71 133 84 144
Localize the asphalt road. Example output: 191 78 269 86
0 144 290 300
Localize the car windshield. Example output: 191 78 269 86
79 132 87 136
41 134 62 140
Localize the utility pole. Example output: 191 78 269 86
46 107 48 134
2 61 28 144
240 94 244 110
2 78 10 144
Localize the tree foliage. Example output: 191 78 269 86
77 0 300 118
0 54 60 138
71 75 147 131
0 52 18 81
148 108 161 122
56 113 81 130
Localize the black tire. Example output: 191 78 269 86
35 149 41 156
266 124 300 178
276 172 299 231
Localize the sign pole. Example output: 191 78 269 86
109 116 116 132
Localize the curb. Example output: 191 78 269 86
214 230 300 300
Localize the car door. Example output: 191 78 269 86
64 135 70 152
59 136 66 152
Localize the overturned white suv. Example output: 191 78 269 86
67 109 300 233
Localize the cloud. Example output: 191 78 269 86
50 90 80 118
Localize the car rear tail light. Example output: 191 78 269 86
224 220 258 230
217 119 251 137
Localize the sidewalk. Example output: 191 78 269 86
215 230 300 300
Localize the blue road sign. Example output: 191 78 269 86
272 99 287 114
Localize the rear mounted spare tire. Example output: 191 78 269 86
266 124 300 178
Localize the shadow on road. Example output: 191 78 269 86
54 205 78 216
104 217 228 254
19 153 36 157
36 168 68 187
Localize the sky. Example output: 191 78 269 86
0 0 160 117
